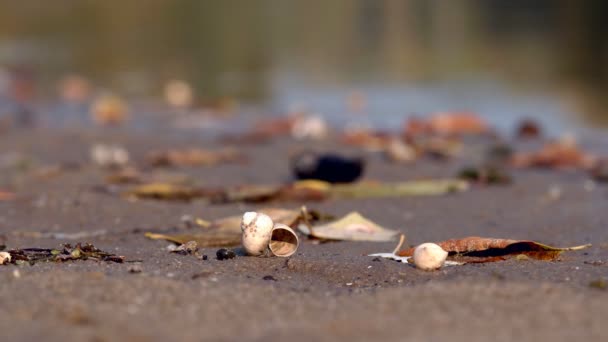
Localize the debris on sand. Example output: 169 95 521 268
170 241 199 255
511 136 596 170
12 229 108 240
458 165 512 185
5 243 124 265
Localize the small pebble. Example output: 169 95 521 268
202 255 208 261
128 264 143 274
216 248 236 260
584 260 605 266
262 275 277 281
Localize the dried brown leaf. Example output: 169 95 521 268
300 212 399 242
511 138 597 169
147 148 243 167
397 236 590 262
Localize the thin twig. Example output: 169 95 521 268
392 234 406 255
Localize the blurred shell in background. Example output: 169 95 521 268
90 94 129 126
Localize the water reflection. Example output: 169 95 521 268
0 0 606 130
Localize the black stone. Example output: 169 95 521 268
291 152 364 183
216 248 236 260
263 275 277 281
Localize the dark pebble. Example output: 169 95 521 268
216 248 236 260
291 152 364 183
202 255 208 261
263 275 277 281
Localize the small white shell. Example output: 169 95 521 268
241 212 274 256
269 223 299 257
412 242 448 271
0 251 11 265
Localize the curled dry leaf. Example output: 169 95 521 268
146 147 243 167
299 211 398 242
397 236 591 262
511 137 597 169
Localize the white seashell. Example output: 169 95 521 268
0 251 11 265
91 144 130 167
241 212 274 256
269 223 299 257
164 79 193 109
412 242 448 271
291 115 328 141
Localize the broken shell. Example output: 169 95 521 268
0 251 11 265
241 212 274 256
412 242 448 271
269 223 299 258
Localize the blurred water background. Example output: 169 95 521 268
0 0 607 134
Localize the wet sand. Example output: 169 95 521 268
1 124 607 341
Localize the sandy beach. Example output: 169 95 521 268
1 121 607 342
